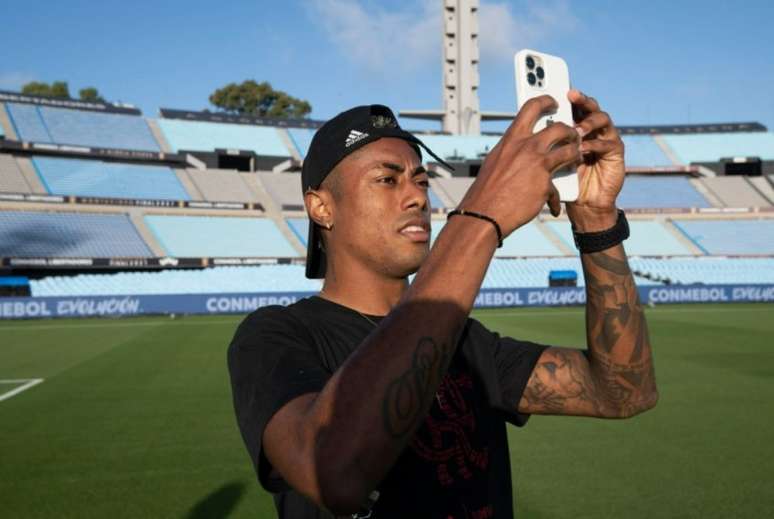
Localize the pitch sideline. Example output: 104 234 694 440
0 378 45 402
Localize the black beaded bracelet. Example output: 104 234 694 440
447 209 504 248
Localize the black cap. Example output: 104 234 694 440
302 104 451 279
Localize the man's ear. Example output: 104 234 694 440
304 188 334 229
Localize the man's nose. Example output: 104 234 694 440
401 178 429 212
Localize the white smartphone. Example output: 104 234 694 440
515 49 579 202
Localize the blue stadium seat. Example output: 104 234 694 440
156 119 290 156
0 210 152 257
672 219 774 255
622 135 675 167
427 187 445 209
286 218 309 246
27 255 774 296
618 175 710 208
546 220 694 256
5 103 52 143
431 219 563 256
482 258 584 287
497 222 563 256
33 157 190 200
30 264 323 296
661 132 774 163
6 103 160 151
629 257 774 285
144 215 298 257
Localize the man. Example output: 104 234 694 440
228 93 658 518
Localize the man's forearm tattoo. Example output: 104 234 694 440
585 248 657 415
522 246 657 417
381 336 450 438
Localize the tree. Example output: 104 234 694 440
209 80 311 118
78 87 105 103
22 81 70 98
20 81 105 102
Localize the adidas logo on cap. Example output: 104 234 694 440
345 129 369 147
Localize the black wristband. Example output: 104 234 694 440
572 209 629 254
447 209 504 248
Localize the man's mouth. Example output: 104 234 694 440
399 222 430 243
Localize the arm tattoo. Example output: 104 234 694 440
381 337 451 438
521 347 608 416
584 247 657 416
520 245 658 418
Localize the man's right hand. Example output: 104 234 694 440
458 95 581 237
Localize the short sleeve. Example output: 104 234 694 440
461 318 549 427
227 305 330 492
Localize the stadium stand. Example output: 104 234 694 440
418 134 500 160
660 132 774 163
433 177 474 206
30 256 774 297
748 176 774 204
287 128 315 157
258 173 303 210
156 118 290 156
424 186 445 209
32 157 190 200
621 135 676 167
483 256 774 288
184 168 259 203
629 257 774 285
430 219 564 256
617 175 711 208
286 218 309 245
30 265 323 296
698 176 771 207
4 102 161 151
143 215 298 257
2 87 773 307
381 134 676 168
3 103 51 143
496 222 565 256
0 153 32 193
0 210 152 257
672 219 774 255
546 219 696 256
255 170 443 210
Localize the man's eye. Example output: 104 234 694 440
378 176 396 184
418 180 430 188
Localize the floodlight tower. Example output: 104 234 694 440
400 0 513 135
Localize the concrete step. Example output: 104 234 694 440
15 157 47 194
146 118 172 153
0 104 18 139
128 209 166 256
174 168 204 200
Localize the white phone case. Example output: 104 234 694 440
514 49 579 202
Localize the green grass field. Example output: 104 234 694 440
2 304 773 518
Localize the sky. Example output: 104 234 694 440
2 0 774 133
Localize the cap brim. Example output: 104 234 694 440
305 220 326 279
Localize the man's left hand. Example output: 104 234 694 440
564 90 625 232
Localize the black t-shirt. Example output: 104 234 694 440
227 296 548 518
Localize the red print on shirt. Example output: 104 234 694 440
409 371 489 487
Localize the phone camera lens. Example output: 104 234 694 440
527 72 537 86
526 56 535 69
536 67 544 79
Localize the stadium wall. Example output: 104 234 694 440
1 284 773 319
